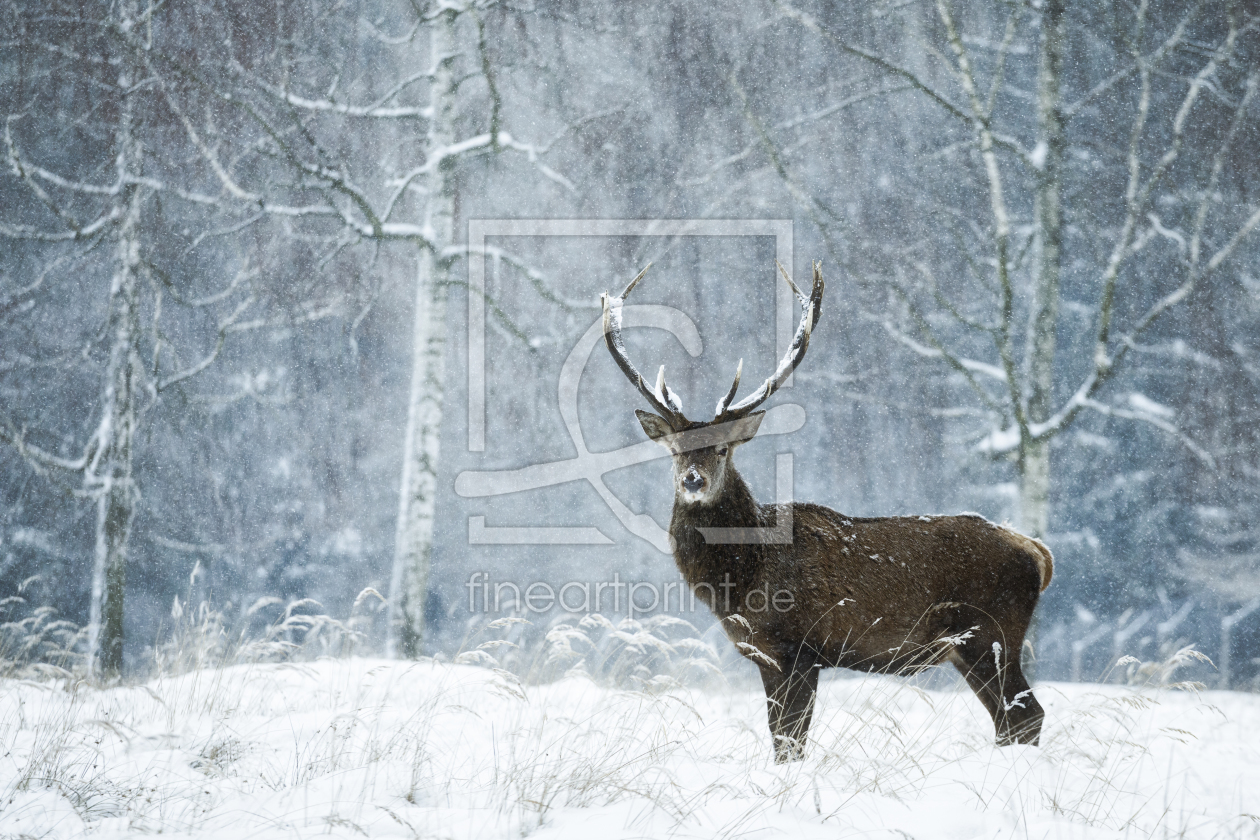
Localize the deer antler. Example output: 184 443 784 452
714 260 824 422
601 264 692 429
603 261 824 428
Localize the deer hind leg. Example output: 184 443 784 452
759 652 821 763
950 636 1044 747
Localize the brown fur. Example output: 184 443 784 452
997 524 1054 591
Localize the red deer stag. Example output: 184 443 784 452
601 261 1052 763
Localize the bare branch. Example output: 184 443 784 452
728 69 851 262
682 83 912 187
1207 204 1260 273
156 295 255 392
774 0 1032 166
936 0 1027 440
879 318 1007 384
471 6 502 151
0 270 48 319
143 255 258 311
985 6 1025 119
872 280 1007 418
1077 398 1215 468
0 416 93 473
1062 1 1206 119
774 1 966 122
448 243 598 312
908 259 997 334
149 66 257 201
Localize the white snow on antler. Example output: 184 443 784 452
654 366 682 412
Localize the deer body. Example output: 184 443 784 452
604 262 1051 763
676 492 1045 674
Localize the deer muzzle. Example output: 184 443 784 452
681 467 706 493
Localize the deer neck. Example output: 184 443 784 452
668 465 763 594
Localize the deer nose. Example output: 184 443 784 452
682 469 705 492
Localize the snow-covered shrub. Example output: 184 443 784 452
454 611 726 689
0 576 85 680
153 586 384 674
1113 643 1215 690
0 570 390 683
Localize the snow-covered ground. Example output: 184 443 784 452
2 659 1258 839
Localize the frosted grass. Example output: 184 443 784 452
2 655 1257 839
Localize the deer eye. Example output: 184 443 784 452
717 447 728 456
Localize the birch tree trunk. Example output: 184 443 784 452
87 38 144 677
387 7 458 659
1019 0 1066 543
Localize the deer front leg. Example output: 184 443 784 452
759 653 820 763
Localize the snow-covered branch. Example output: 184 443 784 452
936 0 1027 438
880 320 1007 383
257 72 435 119
1079 398 1214 468
977 392 1214 468
1095 14 1244 359
385 131 575 220
447 243 599 312
1053 65 1260 437
4 118 125 239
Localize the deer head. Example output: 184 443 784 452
601 261 824 505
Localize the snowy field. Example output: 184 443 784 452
2 658 1258 840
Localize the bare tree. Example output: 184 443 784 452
0 0 346 675
387 4 581 656
156 0 581 657
759 1 1260 542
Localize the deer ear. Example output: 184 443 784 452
728 411 765 445
636 409 676 445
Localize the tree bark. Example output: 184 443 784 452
1018 439 1051 540
87 38 143 677
1017 0 1066 678
1019 0 1065 543
387 8 458 659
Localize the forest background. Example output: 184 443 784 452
2 0 1259 684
